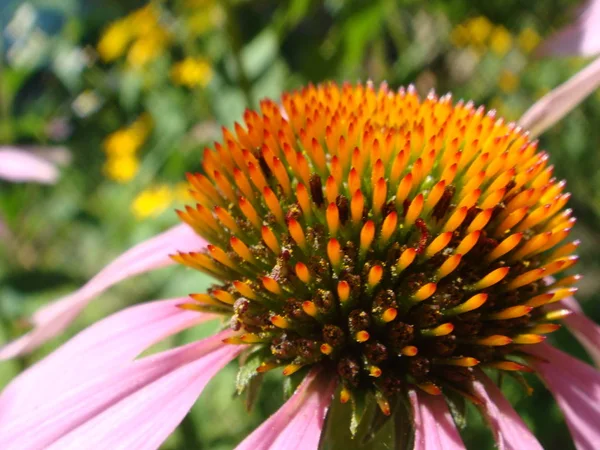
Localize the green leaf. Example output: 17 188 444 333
245 372 264 411
235 347 268 395
445 389 468 430
350 389 367 436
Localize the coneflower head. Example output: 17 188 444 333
174 82 578 419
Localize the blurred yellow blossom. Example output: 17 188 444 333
131 184 173 219
129 4 160 37
518 27 541 54
489 26 512 56
498 70 519 93
450 24 470 48
466 16 492 45
171 57 213 88
127 30 169 68
97 20 131 62
174 181 193 202
103 154 140 183
103 116 151 156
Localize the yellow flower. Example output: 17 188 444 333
450 24 470 48
466 16 492 45
103 154 140 183
128 4 160 37
498 70 519 93
174 181 193 202
171 57 213 88
97 20 131 62
489 26 512 56
127 30 169 68
131 185 173 219
518 27 541 54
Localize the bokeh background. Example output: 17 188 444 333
1 0 599 449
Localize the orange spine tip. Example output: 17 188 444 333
486 233 523 262
270 314 290 329
512 334 546 344
262 276 282 295
511 232 552 260
348 168 361 195
256 361 278 373
325 175 339 204
487 361 534 372
398 248 417 272
424 232 453 258
467 209 493 233
238 197 262 229
230 236 253 262
240 333 266 344
412 282 437 302
395 174 413 208
271 157 291 196
222 336 244 345
495 207 528 235
214 206 240 234
525 293 555 308
472 267 510 290
438 357 479 367
189 293 220 306
373 178 387 215
233 281 257 300
263 187 285 224
549 274 582 288
437 254 462 280
327 238 343 270
506 268 546 290
355 330 370 342
351 190 365 225
207 245 236 269
487 305 533 320
212 289 236 305
549 287 578 303
544 309 573 321
248 162 268 192
442 206 468 233
296 183 312 219
282 364 304 376
337 280 350 303
529 323 562 334
480 188 506 210
457 188 481 209
416 382 442 396
261 225 281 255
401 345 418 356
360 220 376 253
287 218 307 250
447 293 488 315
326 203 340 236
424 180 446 214
375 395 391 416
455 231 481 256
405 193 424 228
295 262 311 284
382 308 397 323
233 168 254 200
340 387 351 404
475 335 513 346
320 343 334 355
302 301 318 317
367 265 383 288
369 366 383 378
379 212 398 245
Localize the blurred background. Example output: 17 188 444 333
1 0 599 448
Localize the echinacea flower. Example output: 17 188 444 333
2 81 600 450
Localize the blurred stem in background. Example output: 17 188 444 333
223 0 254 108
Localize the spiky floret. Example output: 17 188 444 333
173 81 579 414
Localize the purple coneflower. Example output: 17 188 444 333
1 80 600 449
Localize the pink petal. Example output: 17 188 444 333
0 297 216 419
409 390 465 450
537 0 600 57
0 223 206 359
559 296 600 367
235 368 337 450
0 330 240 449
0 146 59 184
472 373 542 450
518 55 600 137
527 343 600 450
